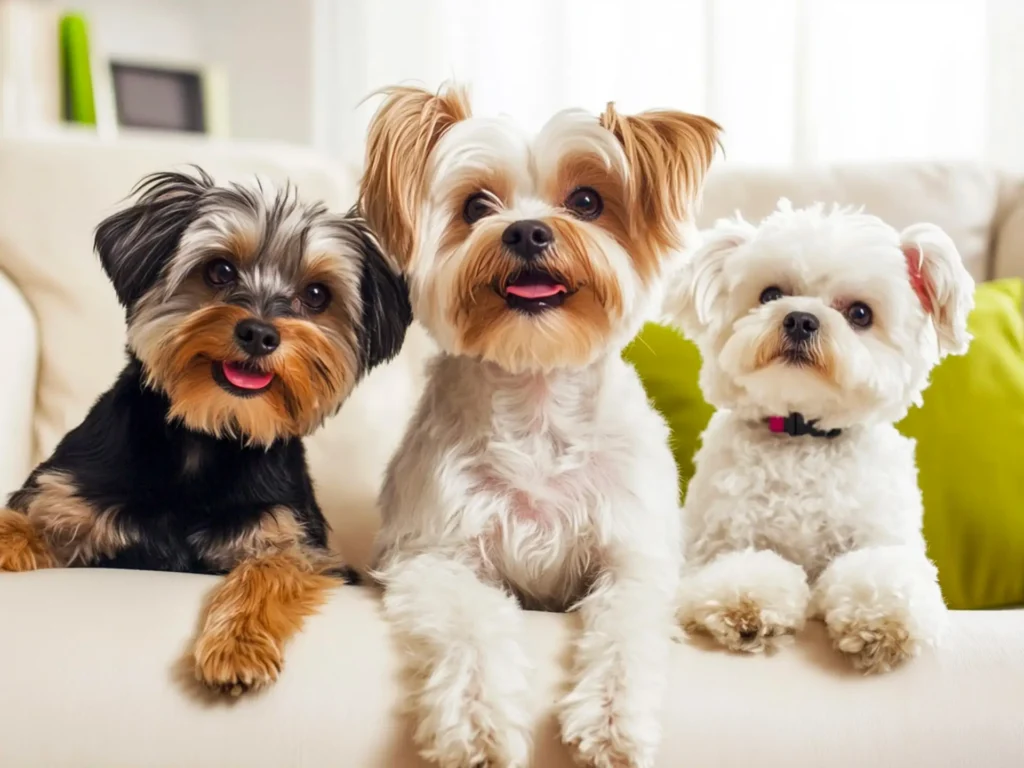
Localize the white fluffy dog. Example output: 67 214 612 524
667 200 975 673
358 84 720 768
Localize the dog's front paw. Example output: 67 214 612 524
681 595 802 653
0 511 55 572
678 549 809 653
827 615 916 674
560 684 658 768
192 629 282 696
414 687 531 768
813 546 946 674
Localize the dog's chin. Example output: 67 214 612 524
211 360 276 398
495 268 578 315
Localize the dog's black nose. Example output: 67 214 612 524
234 319 280 357
501 219 553 260
783 311 819 343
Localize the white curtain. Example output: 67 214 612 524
315 0 1003 172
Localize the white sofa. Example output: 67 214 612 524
0 136 1022 767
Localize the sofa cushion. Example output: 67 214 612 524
0 268 37 496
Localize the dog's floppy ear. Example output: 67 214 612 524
665 214 755 340
900 223 975 357
94 168 212 310
358 83 471 270
342 210 413 372
600 103 722 254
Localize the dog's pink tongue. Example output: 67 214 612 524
222 362 274 390
506 283 567 299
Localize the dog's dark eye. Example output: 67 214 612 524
564 187 603 220
759 286 784 304
204 259 237 288
301 283 331 312
463 193 495 225
846 301 873 328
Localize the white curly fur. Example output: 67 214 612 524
665 200 975 673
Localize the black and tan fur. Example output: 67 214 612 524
0 168 411 694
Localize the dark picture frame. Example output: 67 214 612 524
109 62 207 133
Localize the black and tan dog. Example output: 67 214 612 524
0 168 410 694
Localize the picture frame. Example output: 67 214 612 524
104 58 229 137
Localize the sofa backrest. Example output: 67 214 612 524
700 162 1014 281
0 136 1020 568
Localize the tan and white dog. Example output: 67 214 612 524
359 83 720 768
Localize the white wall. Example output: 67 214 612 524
192 0 317 145
987 0 1024 171
71 0 319 145
46 0 1024 171
70 0 204 61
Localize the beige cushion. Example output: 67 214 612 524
700 162 1004 281
1 569 1022 767
992 175 1024 279
0 267 37 497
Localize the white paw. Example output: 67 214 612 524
826 614 918 674
560 680 659 768
413 679 531 768
813 546 947 674
681 595 803 653
678 550 810 653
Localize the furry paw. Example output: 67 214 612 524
0 511 55 572
812 546 946 674
560 685 658 768
193 629 282 696
413 690 531 768
682 595 801 653
678 550 810 653
827 616 916 674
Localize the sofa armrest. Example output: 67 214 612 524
0 267 37 500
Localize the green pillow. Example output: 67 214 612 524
623 279 1024 610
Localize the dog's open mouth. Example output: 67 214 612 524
499 269 571 314
212 360 275 397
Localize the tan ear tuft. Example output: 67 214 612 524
600 103 722 253
358 83 471 268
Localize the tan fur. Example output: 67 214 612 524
449 216 622 373
223 225 260 266
599 103 721 270
194 506 324 573
191 551 339 695
546 150 663 284
0 508 55 571
831 618 915 674
754 330 838 384
754 330 787 370
140 304 358 446
438 170 515 255
15 471 134 566
360 84 472 267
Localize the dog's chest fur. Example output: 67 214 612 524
684 411 923 577
463 370 618 610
